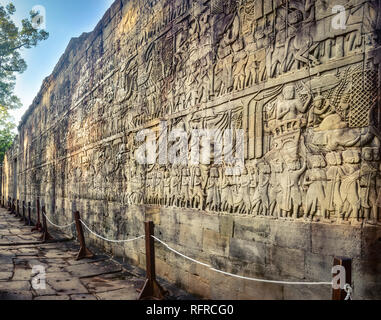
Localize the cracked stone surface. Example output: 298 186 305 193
0 208 193 300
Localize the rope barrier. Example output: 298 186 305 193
79 219 144 244
5 199 355 299
152 235 334 286
152 235 211 268
344 284 353 300
41 211 75 229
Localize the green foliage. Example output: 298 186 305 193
0 3 49 161
0 105 15 162
0 3 49 109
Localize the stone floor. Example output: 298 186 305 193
0 207 193 300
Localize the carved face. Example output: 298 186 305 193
362 148 373 161
343 150 360 164
310 155 326 168
283 85 295 100
313 95 325 109
289 10 302 25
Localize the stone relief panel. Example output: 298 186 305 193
2 0 381 228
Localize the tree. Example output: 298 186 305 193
0 106 15 162
0 3 48 160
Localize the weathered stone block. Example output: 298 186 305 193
269 220 311 251
219 215 234 237
233 217 271 243
311 224 362 258
266 246 305 279
202 228 229 257
229 238 266 265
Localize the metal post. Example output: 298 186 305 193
31 199 42 232
40 205 53 242
28 202 33 226
74 211 94 261
332 257 352 300
138 221 167 300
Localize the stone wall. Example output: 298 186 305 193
2 0 381 299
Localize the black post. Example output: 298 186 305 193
138 221 167 300
31 199 42 232
332 257 352 300
28 202 33 226
74 211 94 261
40 205 53 242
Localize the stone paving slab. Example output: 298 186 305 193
65 259 122 278
0 207 193 300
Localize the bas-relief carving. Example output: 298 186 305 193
3 0 381 227
122 60 381 225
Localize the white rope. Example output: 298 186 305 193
344 284 353 300
80 219 144 243
41 212 75 229
152 236 211 268
152 236 333 286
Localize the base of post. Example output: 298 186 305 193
31 223 42 233
138 279 168 300
40 231 54 243
76 246 94 261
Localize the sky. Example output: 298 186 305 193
1 0 115 127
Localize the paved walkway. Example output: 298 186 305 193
0 207 192 300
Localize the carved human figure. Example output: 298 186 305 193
213 7 243 96
303 155 327 220
276 85 312 122
340 150 361 222
220 170 233 213
206 168 220 212
237 167 251 214
191 167 205 210
280 159 306 218
169 168 180 207
283 4 319 71
163 170 171 207
325 152 343 218
156 170 164 205
195 57 211 104
359 148 379 224
180 168 190 207
307 92 335 127
251 162 270 216
232 51 248 91
248 166 257 205
269 160 284 218
146 172 153 204
267 12 287 78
